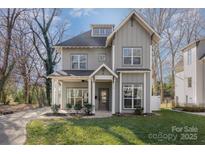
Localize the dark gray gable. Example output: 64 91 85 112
56 30 107 47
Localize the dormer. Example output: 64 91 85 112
91 24 114 37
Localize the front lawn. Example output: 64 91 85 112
26 110 205 144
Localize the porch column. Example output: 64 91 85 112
144 72 147 113
119 72 122 113
88 78 91 104
60 82 63 109
92 78 95 114
55 81 59 105
52 79 56 105
112 77 116 114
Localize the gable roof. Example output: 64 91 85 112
90 64 118 78
55 30 107 48
106 10 160 46
181 38 205 52
55 10 160 48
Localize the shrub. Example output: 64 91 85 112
83 103 93 115
66 103 72 110
51 104 60 114
135 107 144 115
74 103 82 114
181 106 205 112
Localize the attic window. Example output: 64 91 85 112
92 28 112 37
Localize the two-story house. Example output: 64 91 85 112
49 10 160 114
175 38 205 106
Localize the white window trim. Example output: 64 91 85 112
66 88 88 107
123 83 143 109
71 54 87 70
92 28 112 37
123 47 142 65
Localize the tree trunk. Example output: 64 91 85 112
45 79 51 106
171 55 175 99
159 59 164 103
23 76 30 104
152 62 158 96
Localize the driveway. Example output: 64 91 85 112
0 107 50 145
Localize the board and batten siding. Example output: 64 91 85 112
114 72 151 113
61 48 111 70
112 18 151 69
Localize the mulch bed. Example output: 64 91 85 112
43 113 67 117
0 104 38 115
70 113 94 116
114 112 155 117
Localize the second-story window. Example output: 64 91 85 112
71 54 87 70
187 50 192 65
123 47 142 65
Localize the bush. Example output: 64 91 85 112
83 103 93 115
74 103 82 113
66 103 72 110
177 106 205 112
135 107 144 115
14 90 24 104
51 104 60 114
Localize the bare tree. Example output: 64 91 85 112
0 9 25 104
165 9 203 99
138 8 178 102
28 8 68 105
13 16 37 104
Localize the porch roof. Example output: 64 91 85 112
48 70 94 78
116 68 151 72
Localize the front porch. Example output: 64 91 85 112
50 64 118 114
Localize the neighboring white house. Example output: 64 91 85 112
48 10 160 114
175 38 205 106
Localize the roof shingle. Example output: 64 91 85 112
56 30 106 47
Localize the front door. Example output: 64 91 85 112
99 88 109 110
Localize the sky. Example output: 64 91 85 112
61 8 131 39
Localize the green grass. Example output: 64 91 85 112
26 110 205 145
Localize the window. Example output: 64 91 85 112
123 84 143 109
92 28 112 36
71 54 87 70
188 77 192 88
123 48 142 65
187 50 192 65
67 88 88 106
98 53 106 62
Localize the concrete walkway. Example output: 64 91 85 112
0 107 50 145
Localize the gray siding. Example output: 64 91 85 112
114 72 151 113
62 48 111 70
113 18 151 70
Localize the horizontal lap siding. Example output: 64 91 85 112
62 48 112 70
